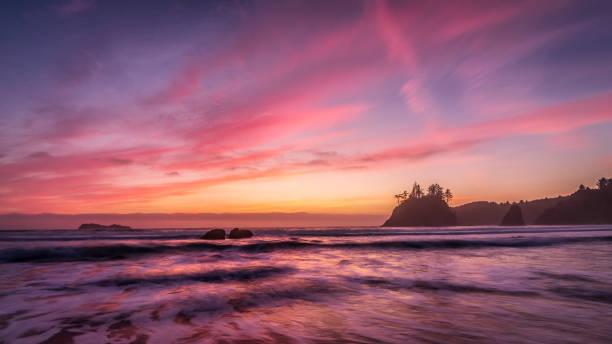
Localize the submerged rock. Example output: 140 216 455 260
78 223 132 230
500 204 525 226
228 228 253 239
200 229 226 240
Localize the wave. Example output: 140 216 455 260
0 234 202 242
236 235 612 252
0 242 226 263
1 235 611 263
346 276 539 297
535 271 600 283
87 266 292 287
549 287 612 304
288 227 612 237
348 275 612 304
227 281 342 312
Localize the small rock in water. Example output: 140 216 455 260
228 228 253 239
200 229 226 240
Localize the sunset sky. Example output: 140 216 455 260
1 0 612 219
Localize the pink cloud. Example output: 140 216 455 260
3 91 611 213
547 130 592 150
2 1 610 215
438 92 612 140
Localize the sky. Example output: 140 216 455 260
1 0 612 222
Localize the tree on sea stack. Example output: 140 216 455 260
409 182 424 199
394 190 408 204
444 189 453 203
427 183 444 198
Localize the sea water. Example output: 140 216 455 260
0 226 611 343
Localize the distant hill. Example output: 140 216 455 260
454 197 566 225
535 181 612 224
453 201 510 226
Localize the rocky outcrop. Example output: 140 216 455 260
78 223 132 230
382 196 457 227
200 229 226 240
228 228 253 239
535 184 612 224
500 204 525 226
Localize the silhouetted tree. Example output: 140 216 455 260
395 181 454 204
394 190 409 204
409 182 423 199
579 184 586 191
443 189 453 203
597 177 608 190
427 183 444 199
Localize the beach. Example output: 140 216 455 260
1 226 611 343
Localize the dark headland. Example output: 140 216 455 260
383 177 612 227
535 178 612 224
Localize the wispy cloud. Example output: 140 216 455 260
1 0 611 215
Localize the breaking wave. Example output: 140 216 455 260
88 266 292 287
1 235 611 263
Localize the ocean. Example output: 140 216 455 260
1 226 611 343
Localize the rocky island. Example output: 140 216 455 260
200 229 226 240
229 228 253 239
78 223 132 230
382 182 456 227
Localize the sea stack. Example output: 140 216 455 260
201 229 226 240
229 228 253 239
500 204 525 226
382 197 457 227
